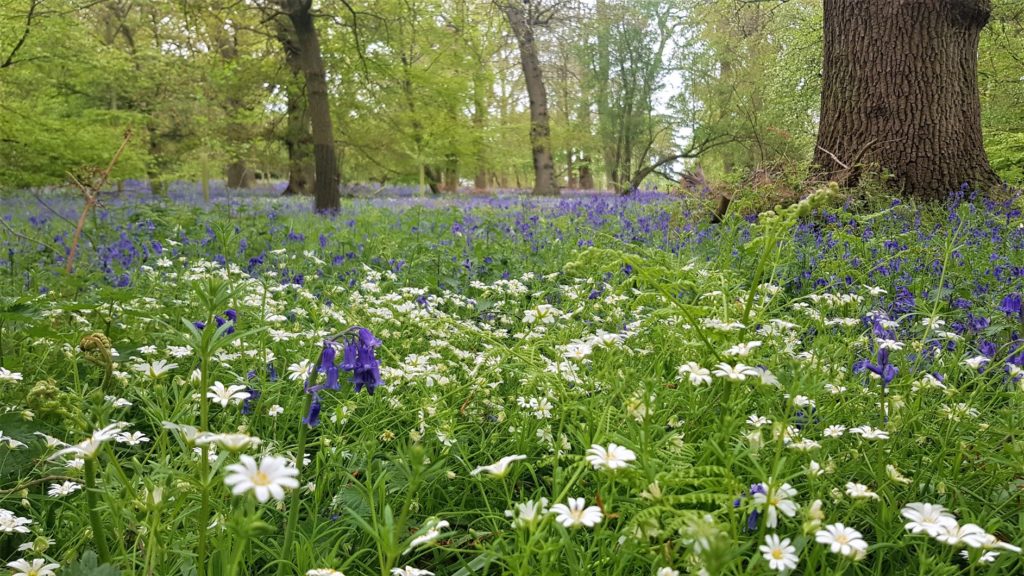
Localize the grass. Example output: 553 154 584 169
0 186 1021 575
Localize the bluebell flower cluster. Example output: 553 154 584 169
303 327 383 427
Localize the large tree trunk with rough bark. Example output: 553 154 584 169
500 3 558 195
276 18 314 197
280 0 339 211
814 0 999 200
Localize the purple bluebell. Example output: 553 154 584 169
998 293 1022 317
303 392 322 427
864 347 898 384
319 343 340 391
241 387 261 415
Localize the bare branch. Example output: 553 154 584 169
1 0 39 70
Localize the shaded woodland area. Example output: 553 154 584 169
1 0 1023 209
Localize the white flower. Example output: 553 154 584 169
933 523 989 548
848 425 889 440
390 567 434 576
822 425 846 438
886 464 912 485
33 433 67 449
877 339 904 351
105 396 133 408
505 498 548 528
51 424 124 460
471 454 527 477
0 509 33 533
656 568 680 576
585 443 636 470
747 415 771 428
0 431 26 449
47 481 83 497
959 549 1000 564
307 570 345 576
223 455 299 502
196 433 261 451
162 421 202 443
807 460 824 476
131 359 178 378
980 533 1022 553
115 431 151 446
791 395 814 408
759 534 799 572
268 404 285 417
404 519 450 553
16 538 54 554
753 482 799 528
0 367 24 382
677 362 712 386
287 359 314 382
905 502 958 532
787 438 821 451
845 482 879 500
756 367 781 386
6 559 60 576
963 355 990 370
815 523 868 558
724 341 762 357
712 362 759 381
550 497 603 528
207 382 251 407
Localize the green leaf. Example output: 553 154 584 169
62 551 121 576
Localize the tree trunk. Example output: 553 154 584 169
282 79 314 196
473 71 489 191
444 153 459 192
501 3 558 195
814 0 999 200
276 17 314 197
579 157 594 189
567 150 578 188
284 1 339 211
226 161 254 189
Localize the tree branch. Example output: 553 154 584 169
1 0 40 70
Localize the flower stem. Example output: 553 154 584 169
84 457 111 563
278 392 313 576
197 354 211 576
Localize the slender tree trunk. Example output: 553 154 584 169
473 71 489 191
501 3 558 195
595 0 615 192
282 1 339 211
567 150 578 188
814 0 999 200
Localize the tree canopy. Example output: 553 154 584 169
1 0 1021 193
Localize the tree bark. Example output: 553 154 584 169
473 71 489 191
579 156 594 189
500 2 559 195
226 161 254 189
280 1 339 211
276 17 314 197
814 0 999 200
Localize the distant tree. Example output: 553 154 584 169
814 0 1000 199
272 0 339 211
496 0 560 195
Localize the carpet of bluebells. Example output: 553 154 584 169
0 184 1022 576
